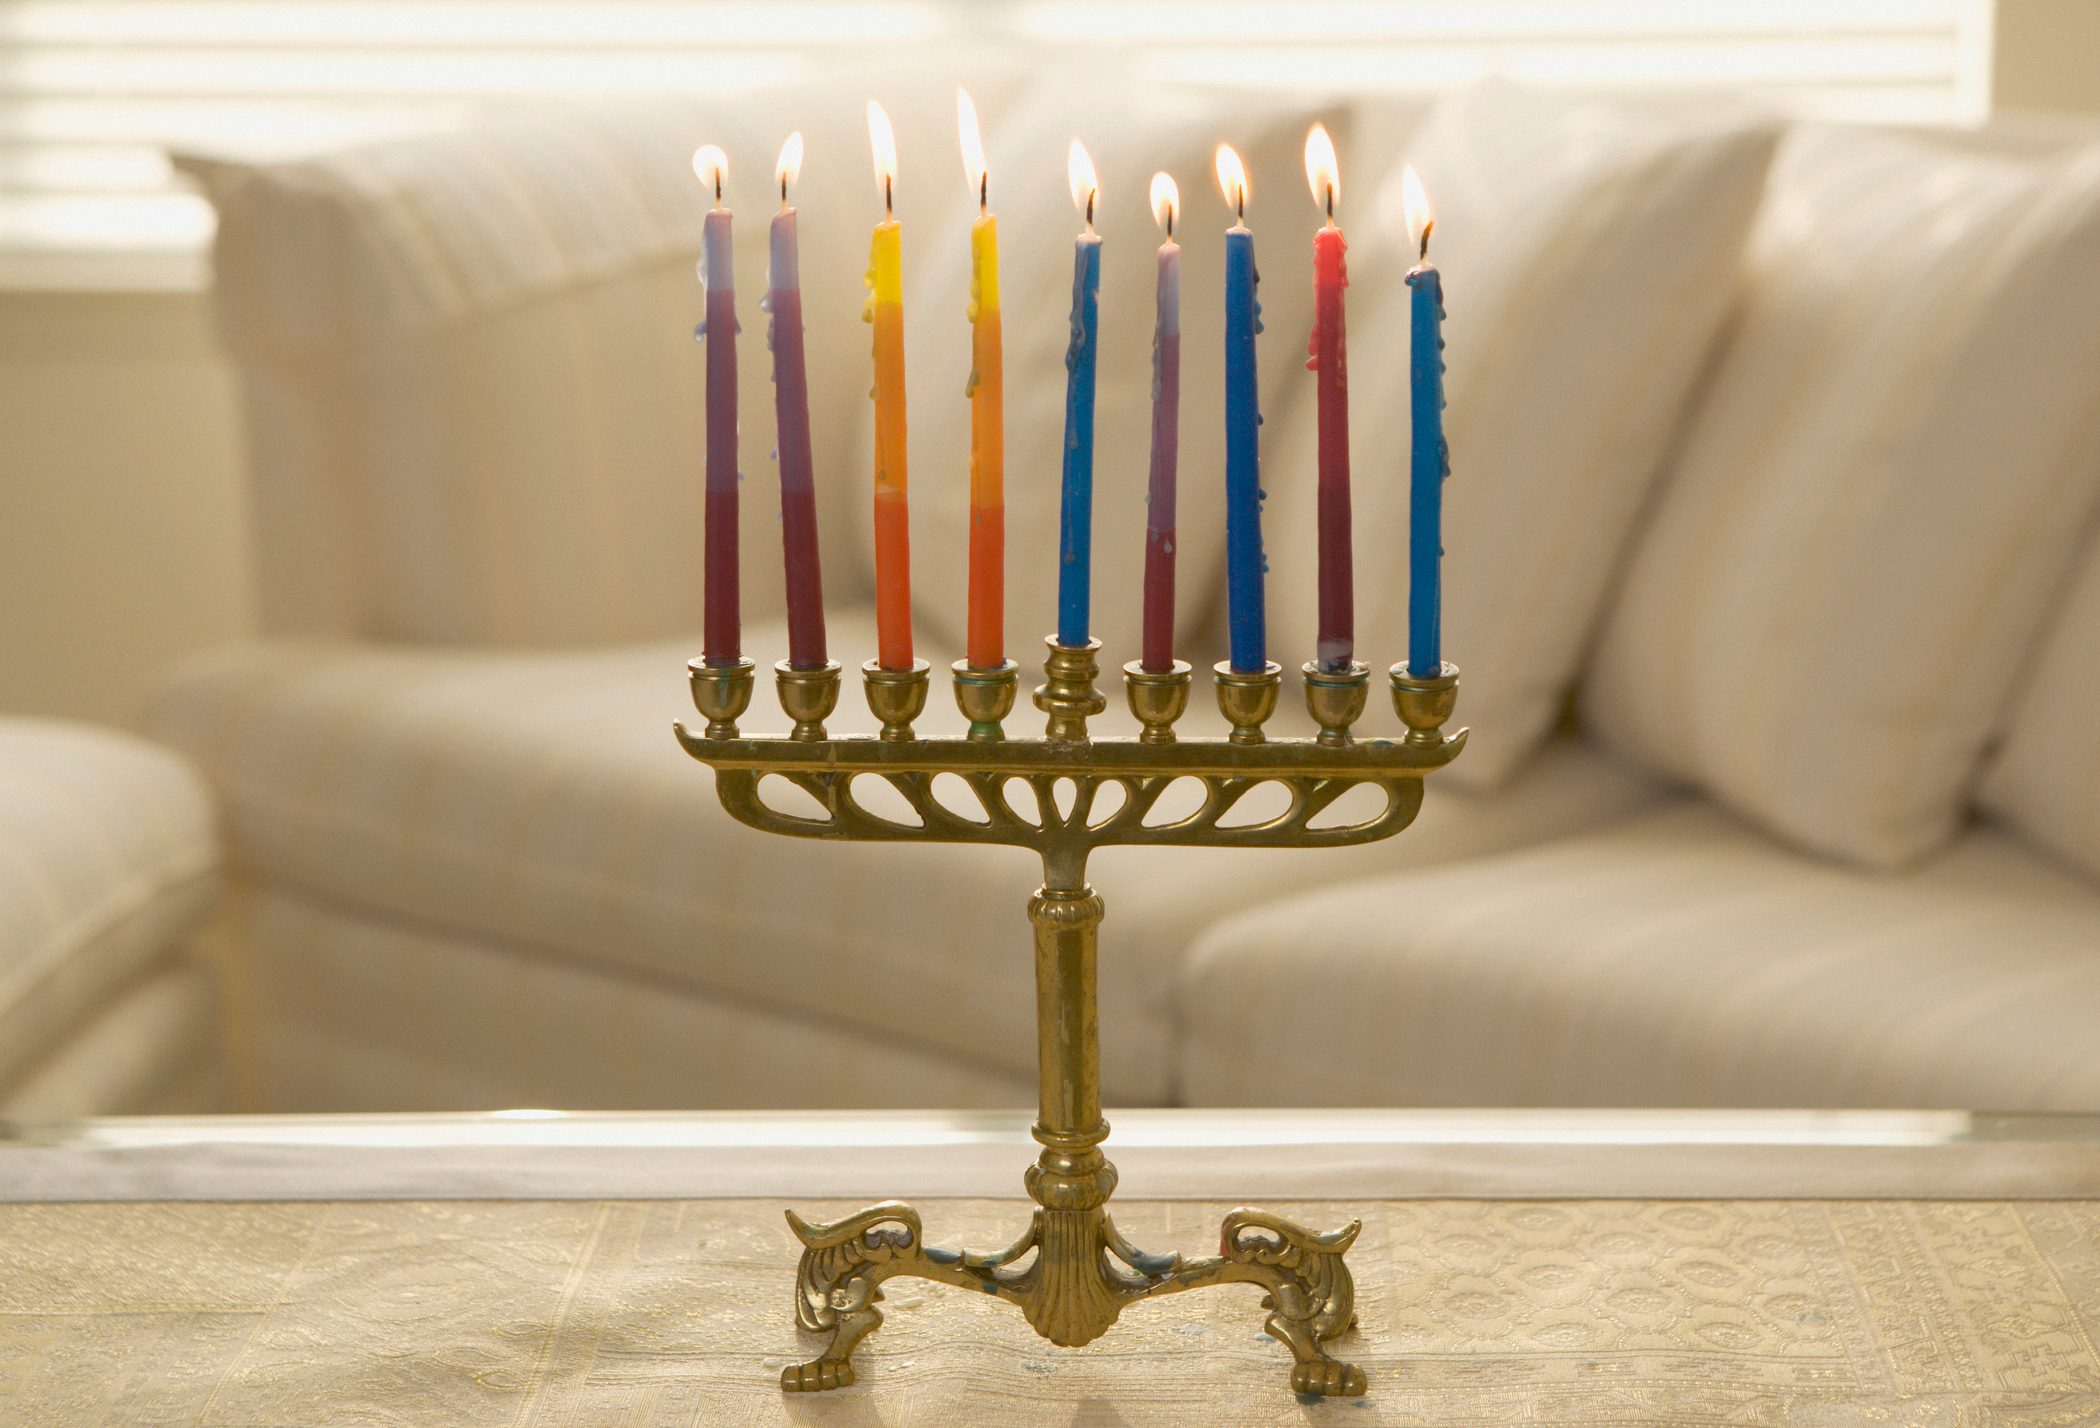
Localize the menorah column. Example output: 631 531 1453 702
1020 879 1124 1346
1028 883 1107 1165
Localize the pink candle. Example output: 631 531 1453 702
695 145 740 666
1142 172 1182 673
767 134 826 669
1304 124 1352 672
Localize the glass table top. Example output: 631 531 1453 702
8 1105 2100 1151
4 1108 2097 1204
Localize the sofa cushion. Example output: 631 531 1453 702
1983 529 2100 882
1266 81 1779 789
0 720 220 1093
1585 123 2100 868
236 888 1037 1113
149 614 1668 1104
1179 803 2100 1111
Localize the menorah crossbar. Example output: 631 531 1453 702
675 637 1463 1398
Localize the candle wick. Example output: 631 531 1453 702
780 175 788 207
1167 203 1174 239
1419 218 1432 262
1085 188 1095 231
885 173 893 217
1325 184 1333 221
1236 186 1245 221
714 174 722 203
980 172 987 213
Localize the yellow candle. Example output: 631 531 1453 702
866 101 912 671
959 88 1003 670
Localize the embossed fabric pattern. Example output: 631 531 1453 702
4 1196 2099 1424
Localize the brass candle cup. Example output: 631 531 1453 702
862 659 931 743
775 660 842 743
688 656 755 740
1213 661 1284 746
1390 661 1461 749
1302 660 1371 748
1122 660 1193 746
952 659 1021 743
1034 637 1107 743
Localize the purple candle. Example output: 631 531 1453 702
695 145 740 666
766 133 826 669
1142 171 1182 673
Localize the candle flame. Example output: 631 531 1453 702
1149 171 1179 236
692 144 728 201
866 100 897 212
774 132 802 196
1067 139 1098 228
1402 164 1434 258
957 87 986 207
1214 143 1248 217
1303 122 1339 217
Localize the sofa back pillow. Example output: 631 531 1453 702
1981 529 2100 882
1263 81 1778 788
1585 125 2100 867
849 79 1343 664
182 72 1031 646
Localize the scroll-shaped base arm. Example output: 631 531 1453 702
1143 1208 1366 1397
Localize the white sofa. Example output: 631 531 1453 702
147 76 2100 1113
0 720 229 1116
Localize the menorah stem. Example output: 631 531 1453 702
1028 883 1108 1168
1021 878 1127 1347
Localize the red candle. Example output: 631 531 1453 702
1142 171 1182 672
695 144 740 665
1304 123 1353 672
768 133 826 669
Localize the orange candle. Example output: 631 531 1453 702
865 101 912 670
958 88 1004 670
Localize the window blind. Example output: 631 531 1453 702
0 0 1992 288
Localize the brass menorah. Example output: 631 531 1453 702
675 638 1463 1398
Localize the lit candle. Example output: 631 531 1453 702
959 89 1004 670
1402 165 1448 678
865 101 913 671
766 132 825 670
1141 171 1182 673
1304 123 1353 673
1216 144 1265 673
694 144 740 667
1056 140 1102 650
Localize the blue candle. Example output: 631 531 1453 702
1403 166 1447 678
1056 140 1102 649
1217 144 1265 672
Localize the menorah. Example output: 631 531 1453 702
676 637 1463 1398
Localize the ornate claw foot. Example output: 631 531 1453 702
781 1201 924 1392
1219 1209 1367 1398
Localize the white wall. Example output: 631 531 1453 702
0 290 253 726
1992 0 2100 115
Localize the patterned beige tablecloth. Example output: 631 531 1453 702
5 1195 2100 1425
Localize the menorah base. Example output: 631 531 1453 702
780 1192 1366 1397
